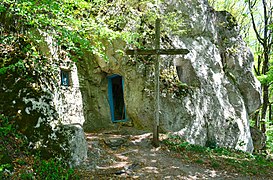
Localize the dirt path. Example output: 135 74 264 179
79 127 256 179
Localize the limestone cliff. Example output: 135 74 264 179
79 0 261 152
0 0 262 167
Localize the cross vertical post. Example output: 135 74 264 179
125 19 189 148
153 18 161 147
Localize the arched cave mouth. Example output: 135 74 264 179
107 74 127 122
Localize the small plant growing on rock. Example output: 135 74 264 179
160 66 191 98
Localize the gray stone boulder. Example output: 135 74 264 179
62 124 88 167
250 127 266 151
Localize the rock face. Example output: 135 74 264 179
77 0 261 152
156 1 262 152
0 30 88 166
250 127 266 151
161 1 261 152
63 124 88 166
1 0 261 165
38 33 88 166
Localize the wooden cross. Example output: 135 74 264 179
126 18 189 147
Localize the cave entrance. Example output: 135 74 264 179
107 74 127 122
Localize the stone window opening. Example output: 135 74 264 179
174 58 200 87
60 69 71 87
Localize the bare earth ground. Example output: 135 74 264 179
78 127 269 179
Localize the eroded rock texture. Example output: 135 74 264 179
1 0 261 167
79 0 261 152
160 0 261 152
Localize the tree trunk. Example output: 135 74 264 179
247 0 272 151
261 85 269 121
252 110 260 128
269 103 272 123
260 46 269 133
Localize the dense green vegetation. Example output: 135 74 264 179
0 0 131 61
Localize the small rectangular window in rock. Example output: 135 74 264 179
61 70 70 86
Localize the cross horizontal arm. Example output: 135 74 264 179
126 49 189 55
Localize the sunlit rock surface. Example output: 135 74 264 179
157 0 261 152
1 0 262 165
41 34 88 166
12 32 87 167
79 0 261 152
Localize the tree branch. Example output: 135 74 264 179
269 29 273 51
248 0 264 44
263 0 268 42
258 55 261 75
253 65 260 76
251 0 258 8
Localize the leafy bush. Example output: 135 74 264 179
0 115 27 179
266 121 273 154
32 158 79 180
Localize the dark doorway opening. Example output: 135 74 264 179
107 74 127 122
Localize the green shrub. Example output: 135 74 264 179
33 157 79 180
0 115 17 178
266 122 273 154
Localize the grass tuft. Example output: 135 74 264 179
162 134 273 177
